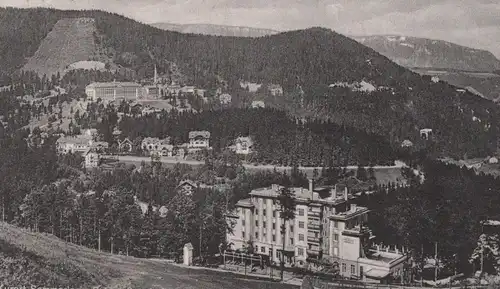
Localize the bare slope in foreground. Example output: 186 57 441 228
22 18 99 77
0 222 298 289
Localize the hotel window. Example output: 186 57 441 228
263 232 267 241
342 263 346 273
299 234 304 241
290 225 294 233
272 210 276 217
255 220 259 227
290 238 294 245
272 223 276 230
255 232 259 239
255 208 259 215
299 221 304 228
263 209 266 216
255 245 258 252
263 221 267 228
261 246 266 253
272 235 276 242
351 265 356 275
298 248 304 256
298 209 304 216
334 234 339 241
242 231 245 238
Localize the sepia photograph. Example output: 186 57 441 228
0 0 500 288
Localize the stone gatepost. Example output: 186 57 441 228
183 242 194 266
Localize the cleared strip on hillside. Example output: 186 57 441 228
22 18 99 77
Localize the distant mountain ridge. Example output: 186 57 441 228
352 35 500 72
150 22 279 37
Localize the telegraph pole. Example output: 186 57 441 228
434 242 438 283
420 243 424 287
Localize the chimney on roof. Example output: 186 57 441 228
344 187 348 201
350 203 357 211
308 179 313 192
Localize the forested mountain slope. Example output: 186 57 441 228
0 7 499 159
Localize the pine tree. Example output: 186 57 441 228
278 180 296 281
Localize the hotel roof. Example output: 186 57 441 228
236 198 254 208
361 248 408 267
87 82 142 88
56 135 92 145
249 185 352 206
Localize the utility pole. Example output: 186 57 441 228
481 244 484 274
434 242 438 283
270 243 274 279
281 220 286 281
421 243 424 287
199 222 203 263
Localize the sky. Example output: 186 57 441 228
3 0 500 58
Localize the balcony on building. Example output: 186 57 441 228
307 248 321 257
307 236 321 244
307 222 321 231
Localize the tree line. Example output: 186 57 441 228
356 160 500 277
113 107 398 166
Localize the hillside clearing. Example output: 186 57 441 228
22 18 99 77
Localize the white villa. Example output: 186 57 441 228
234 136 254 155
188 131 211 149
141 137 174 156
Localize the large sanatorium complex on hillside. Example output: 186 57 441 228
226 180 408 283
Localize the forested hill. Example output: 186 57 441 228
0 7 411 87
1 7 500 159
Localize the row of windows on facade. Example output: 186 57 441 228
253 208 337 225
244 231 304 243
244 218 340 231
255 207 306 216
248 219 339 228
341 263 358 276
244 230 339 243
254 204 334 214
253 245 307 257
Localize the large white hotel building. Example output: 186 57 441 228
226 180 408 283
